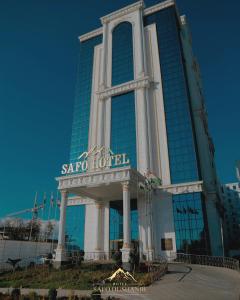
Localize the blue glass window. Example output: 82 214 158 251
172 193 208 254
144 8 200 184
112 22 134 86
66 205 85 250
111 92 137 169
70 35 102 165
110 199 139 241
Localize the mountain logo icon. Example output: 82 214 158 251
106 268 137 283
78 146 114 160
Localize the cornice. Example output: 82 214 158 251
78 0 176 42
144 0 175 16
101 0 144 24
79 27 103 42
159 180 203 195
97 77 150 100
56 166 144 190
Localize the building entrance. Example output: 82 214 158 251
109 199 139 245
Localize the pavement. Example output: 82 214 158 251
102 263 240 300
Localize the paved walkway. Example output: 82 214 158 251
103 263 240 300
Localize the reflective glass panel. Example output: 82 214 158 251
70 35 102 165
66 205 85 251
172 193 208 254
144 8 200 184
111 92 137 168
112 22 134 86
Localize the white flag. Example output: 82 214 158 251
236 160 240 181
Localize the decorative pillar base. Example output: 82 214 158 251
53 246 68 268
147 248 154 261
93 249 103 261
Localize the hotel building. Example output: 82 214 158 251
221 182 240 253
54 0 223 265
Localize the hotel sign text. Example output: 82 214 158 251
61 146 130 175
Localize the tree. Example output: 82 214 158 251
45 221 54 241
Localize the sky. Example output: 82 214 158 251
0 0 239 218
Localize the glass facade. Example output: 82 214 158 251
111 92 137 168
70 35 102 165
110 199 139 241
172 193 209 254
144 8 200 184
112 22 134 86
66 205 85 251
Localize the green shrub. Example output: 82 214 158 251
48 288 57 300
11 288 21 300
26 291 38 300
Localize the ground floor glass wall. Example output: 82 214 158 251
172 192 209 254
110 199 138 251
66 205 85 251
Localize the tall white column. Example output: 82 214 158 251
146 194 154 261
55 189 68 264
134 7 150 174
135 7 145 77
100 22 108 90
121 182 132 266
94 202 103 259
136 88 150 174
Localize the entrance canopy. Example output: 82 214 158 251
56 166 145 201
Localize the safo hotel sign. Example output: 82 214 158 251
61 146 130 174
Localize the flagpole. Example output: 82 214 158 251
46 192 54 242
51 190 58 253
29 191 38 241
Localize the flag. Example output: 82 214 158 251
50 193 54 207
42 192 47 210
187 206 194 214
236 160 240 181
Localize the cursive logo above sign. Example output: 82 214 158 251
61 146 130 175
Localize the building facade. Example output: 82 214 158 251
221 182 240 252
55 0 223 265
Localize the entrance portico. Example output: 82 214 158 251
54 166 153 266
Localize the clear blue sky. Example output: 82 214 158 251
0 0 239 218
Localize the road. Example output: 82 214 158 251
104 263 240 300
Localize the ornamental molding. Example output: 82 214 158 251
79 27 103 42
78 0 175 42
56 166 144 191
97 77 150 100
101 1 144 24
159 181 203 195
144 0 175 16
67 196 95 206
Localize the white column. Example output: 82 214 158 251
121 182 132 265
135 7 145 77
55 189 68 263
100 22 108 90
134 7 150 174
103 201 110 259
146 194 154 261
136 88 150 174
93 202 103 260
